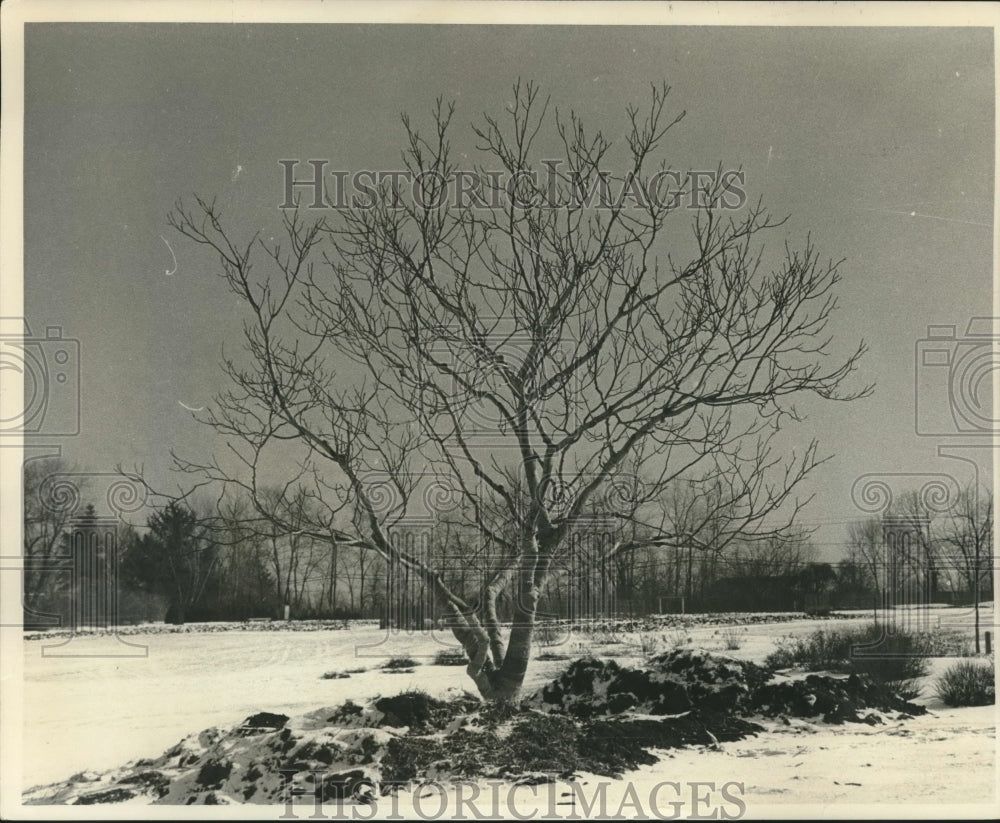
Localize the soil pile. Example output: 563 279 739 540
532 649 925 725
24 649 927 806
530 650 771 717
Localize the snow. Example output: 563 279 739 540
19 611 1000 816
23 627 461 787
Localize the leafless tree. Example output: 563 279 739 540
254 485 329 613
889 490 941 597
937 484 994 652
846 516 884 598
168 81 870 699
215 495 275 618
22 456 80 622
725 529 815 580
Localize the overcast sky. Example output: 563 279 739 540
21 22 995 557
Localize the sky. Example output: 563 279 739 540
17 19 996 559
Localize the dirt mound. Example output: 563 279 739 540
373 692 442 727
324 691 481 731
530 649 924 727
751 673 927 724
649 649 773 712
25 703 391 806
25 651 929 805
380 709 767 782
532 657 690 717
532 649 770 718
241 712 289 732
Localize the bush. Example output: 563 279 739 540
765 623 931 693
935 660 995 707
382 656 418 670
117 589 169 625
433 648 468 666
584 623 622 645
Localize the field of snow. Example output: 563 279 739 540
18 610 999 818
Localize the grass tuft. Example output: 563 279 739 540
935 659 995 707
720 626 746 651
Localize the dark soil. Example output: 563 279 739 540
533 650 772 719
751 673 927 723
282 651 931 789
316 770 369 801
74 788 136 805
534 649 924 728
41 647 930 805
242 712 289 731
374 692 443 728
196 758 233 788
117 770 170 798
327 700 364 724
380 707 767 782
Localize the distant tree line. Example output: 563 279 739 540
22 458 993 627
844 485 994 605
23 458 388 627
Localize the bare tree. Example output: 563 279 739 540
938 484 994 653
889 490 941 602
168 82 870 699
335 542 382 618
254 485 330 615
846 516 884 600
215 495 276 619
22 457 80 623
726 529 814 580
651 477 748 601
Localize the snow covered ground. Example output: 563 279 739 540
18 610 999 817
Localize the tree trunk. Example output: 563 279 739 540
973 546 981 654
330 541 338 615
359 554 367 617
447 545 550 702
